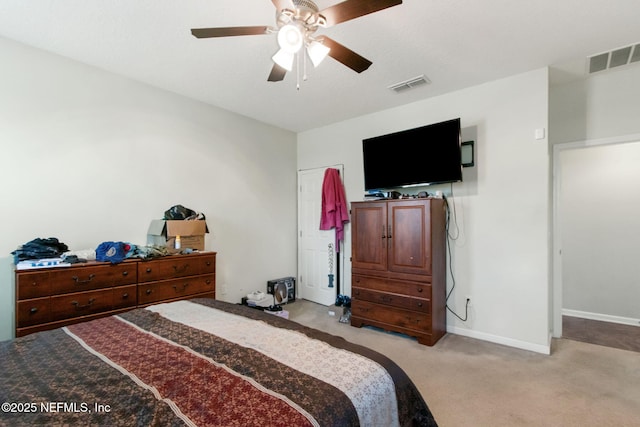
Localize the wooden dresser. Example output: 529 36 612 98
350 199 446 346
15 252 216 337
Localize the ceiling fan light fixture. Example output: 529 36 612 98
272 49 295 71
277 24 304 53
307 40 330 67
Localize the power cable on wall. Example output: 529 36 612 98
444 184 469 322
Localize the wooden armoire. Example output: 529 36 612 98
350 198 447 346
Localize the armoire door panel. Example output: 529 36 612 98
351 202 388 271
388 201 432 276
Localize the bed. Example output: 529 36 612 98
0 298 437 426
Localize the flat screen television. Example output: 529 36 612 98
362 118 462 191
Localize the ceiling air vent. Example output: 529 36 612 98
589 43 640 74
388 75 431 93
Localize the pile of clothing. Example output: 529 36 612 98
11 238 68 264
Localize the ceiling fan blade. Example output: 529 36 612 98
320 0 402 27
268 64 287 82
191 26 270 38
319 36 372 73
271 0 295 10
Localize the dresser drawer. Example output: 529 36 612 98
138 255 201 283
16 271 51 300
199 254 216 275
352 275 431 299
112 285 138 310
17 297 51 327
50 289 114 322
138 274 215 305
49 263 137 295
353 287 430 314
351 300 431 334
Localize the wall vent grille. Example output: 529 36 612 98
589 43 640 74
388 75 431 93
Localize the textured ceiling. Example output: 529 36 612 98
1 0 640 132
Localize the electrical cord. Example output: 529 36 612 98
443 185 469 322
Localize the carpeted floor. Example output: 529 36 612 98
283 299 640 427
562 315 640 353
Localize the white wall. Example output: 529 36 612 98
550 64 640 143
298 68 551 353
558 142 640 320
0 37 298 341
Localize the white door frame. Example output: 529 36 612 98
552 132 640 337
297 164 345 304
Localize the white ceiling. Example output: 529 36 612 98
1 0 640 132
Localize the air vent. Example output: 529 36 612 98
388 75 431 93
589 43 640 74
589 53 609 73
630 44 640 63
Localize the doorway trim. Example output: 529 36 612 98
297 164 346 305
552 132 640 337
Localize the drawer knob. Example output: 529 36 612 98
146 289 152 295
72 298 96 310
146 268 152 273
122 293 129 298
206 261 211 266
417 302 423 307
205 280 211 285
122 271 128 276
30 307 38 314
417 288 423 293
72 274 95 285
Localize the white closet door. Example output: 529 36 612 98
297 166 343 305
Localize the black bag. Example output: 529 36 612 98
163 205 196 220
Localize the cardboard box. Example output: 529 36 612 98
147 219 208 252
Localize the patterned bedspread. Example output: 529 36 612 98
0 299 437 426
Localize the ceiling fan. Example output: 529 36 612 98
191 0 403 82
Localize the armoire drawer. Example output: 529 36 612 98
352 287 430 313
352 275 431 299
138 274 215 305
351 300 431 334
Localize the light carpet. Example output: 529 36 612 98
284 300 640 427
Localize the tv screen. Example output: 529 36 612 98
362 118 462 190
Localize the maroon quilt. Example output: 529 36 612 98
0 299 437 426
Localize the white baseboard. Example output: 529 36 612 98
447 326 551 355
562 309 640 327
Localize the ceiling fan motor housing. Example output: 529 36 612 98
277 0 326 32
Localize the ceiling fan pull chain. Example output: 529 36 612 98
303 48 309 81
296 52 301 90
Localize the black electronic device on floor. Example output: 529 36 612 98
267 277 296 304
